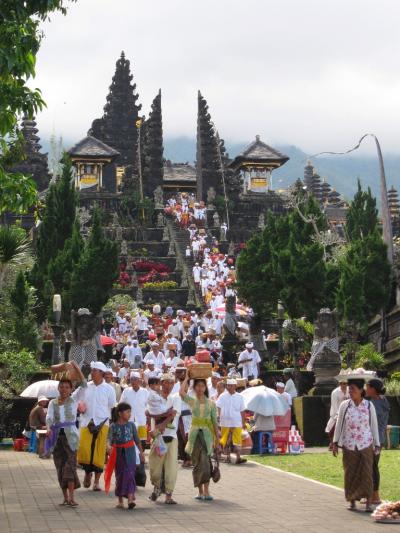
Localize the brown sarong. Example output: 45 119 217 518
342 445 373 501
53 433 81 490
191 430 211 487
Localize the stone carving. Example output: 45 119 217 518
168 239 175 256
258 213 265 229
162 225 169 241
228 241 235 256
70 308 103 373
120 240 128 256
112 212 119 227
207 187 216 208
223 294 238 338
307 308 341 395
220 222 228 241
115 224 123 241
213 211 220 228
154 185 164 208
136 287 144 306
156 211 165 227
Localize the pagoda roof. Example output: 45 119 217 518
163 162 196 182
230 135 289 167
68 135 119 158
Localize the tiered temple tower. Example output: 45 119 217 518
11 116 51 192
142 90 164 197
388 185 400 237
89 52 142 170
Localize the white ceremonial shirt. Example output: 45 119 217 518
73 381 116 427
325 386 349 433
238 349 261 379
284 378 298 399
216 391 245 428
122 345 143 365
120 387 149 427
144 351 166 370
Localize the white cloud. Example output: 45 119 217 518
33 0 400 154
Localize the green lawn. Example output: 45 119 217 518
250 450 400 501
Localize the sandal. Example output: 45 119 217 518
204 495 214 501
59 500 69 506
93 484 101 492
83 473 92 488
235 458 247 465
68 501 78 507
347 501 356 511
149 490 160 502
115 503 124 509
165 499 177 505
195 495 204 500
128 501 136 509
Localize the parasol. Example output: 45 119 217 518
20 380 60 399
100 335 118 346
240 385 288 416
215 304 249 317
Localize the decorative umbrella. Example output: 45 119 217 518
20 380 60 399
100 335 118 346
215 304 249 317
240 386 288 416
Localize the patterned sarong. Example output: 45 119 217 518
342 445 374 501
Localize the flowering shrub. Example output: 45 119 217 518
133 260 171 273
142 281 178 290
138 270 170 285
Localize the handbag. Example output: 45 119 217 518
135 462 147 487
211 454 221 483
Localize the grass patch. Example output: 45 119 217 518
250 450 400 501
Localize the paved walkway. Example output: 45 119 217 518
0 451 385 533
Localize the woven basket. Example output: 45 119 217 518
188 363 212 379
51 362 80 381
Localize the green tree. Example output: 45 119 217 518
30 154 77 317
10 271 40 352
346 180 378 240
70 208 118 313
0 1 75 214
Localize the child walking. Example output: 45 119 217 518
105 402 145 509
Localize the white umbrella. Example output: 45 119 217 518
20 380 60 399
240 385 288 416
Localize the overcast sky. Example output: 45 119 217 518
34 0 400 155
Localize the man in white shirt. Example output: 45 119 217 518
325 380 349 449
122 339 143 367
208 372 221 400
143 342 166 371
75 361 116 490
143 360 161 382
276 382 292 409
118 359 131 381
238 342 261 379
135 311 149 339
167 319 180 339
283 369 298 399
216 379 246 464
192 264 202 287
148 374 182 504
120 371 149 446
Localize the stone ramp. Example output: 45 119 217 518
0 451 384 533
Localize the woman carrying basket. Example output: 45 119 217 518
179 374 220 501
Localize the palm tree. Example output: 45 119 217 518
0 226 32 291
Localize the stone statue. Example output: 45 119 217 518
228 241 235 256
223 294 238 338
112 212 119 227
213 211 220 228
154 186 164 208
69 308 103 374
207 187 216 208
157 212 165 227
258 213 265 229
120 240 128 256
307 308 341 395
220 222 228 241
115 225 123 242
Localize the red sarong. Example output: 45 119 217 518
104 440 135 494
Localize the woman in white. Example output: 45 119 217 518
45 361 85 507
332 379 380 512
